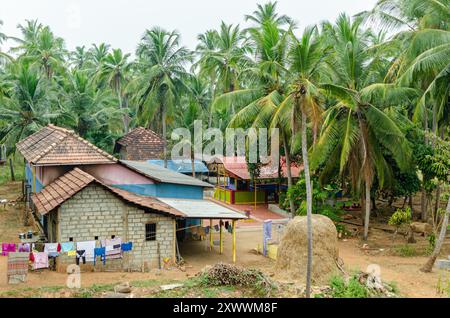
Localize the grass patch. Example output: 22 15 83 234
0 157 24 186
395 245 417 257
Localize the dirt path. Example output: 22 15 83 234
338 239 449 297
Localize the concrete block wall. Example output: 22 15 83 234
55 184 175 271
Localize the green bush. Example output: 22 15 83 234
329 275 368 298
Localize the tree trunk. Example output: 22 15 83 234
9 158 15 181
282 133 295 218
421 189 428 221
363 179 371 240
434 183 441 216
117 83 128 134
421 195 450 272
191 154 196 178
301 108 313 298
162 105 167 168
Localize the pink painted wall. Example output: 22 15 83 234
40 166 72 186
81 164 154 185
38 163 154 187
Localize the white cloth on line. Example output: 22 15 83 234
76 241 96 262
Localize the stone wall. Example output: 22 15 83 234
54 183 175 271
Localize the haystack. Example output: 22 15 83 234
276 214 339 284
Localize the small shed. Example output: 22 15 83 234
210 156 302 205
114 127 165 161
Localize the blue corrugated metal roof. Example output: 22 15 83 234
120 160 213 188
148 159 209 174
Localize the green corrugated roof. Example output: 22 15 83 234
120 160 213 188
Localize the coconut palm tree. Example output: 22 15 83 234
0 62 60 150
0 20 13 63
14 25 66 79
311 14 413 242
271 25 327 298
69 46 89 69
221 18 298 216
99 48 132 133
244 1 293 28
199 22 251 117
135 27 192 167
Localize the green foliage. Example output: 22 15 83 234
388 207 412 228
329 275 368 298
287 174 342 221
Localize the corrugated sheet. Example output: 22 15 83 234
148 159 209 174
120 160 213 188
157 198 246 219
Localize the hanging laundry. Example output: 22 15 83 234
214 225 220 232
225 221 230 230
76 241 96 262
67 250 76 257
32 242 45 252
94 247 106 265
197 227 206 237
205 226 210 235
101 238 122 260
76 250 86 265
18 243 30 253
30 252 49 270
1 243 16 256
227 224 233 234
44 243 61 257
121 242 133 252
7 252 29 284
61 242 75 253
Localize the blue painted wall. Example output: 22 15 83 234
112 183 203 199
25 163 43 193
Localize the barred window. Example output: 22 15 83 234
145 223 157 241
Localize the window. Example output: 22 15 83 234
145 223 157 241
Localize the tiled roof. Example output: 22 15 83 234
209 156 303 180
32 168 184 217
17 124 117 166
115 127 165 160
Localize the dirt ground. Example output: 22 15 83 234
0 181 449 298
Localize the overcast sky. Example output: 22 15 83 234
1 0 378 56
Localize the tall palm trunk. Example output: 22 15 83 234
162 105 167 168
301 107 313 298
363 178 371 240
282 133 295 217
421 195 450 272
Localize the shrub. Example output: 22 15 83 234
329 275 368 298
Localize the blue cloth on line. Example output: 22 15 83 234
94 247 106 265
121 242 133 252
61 242 75 252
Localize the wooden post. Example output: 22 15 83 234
9 158 15 181
209 219 213 251
219 219 223 254
232 220 236 263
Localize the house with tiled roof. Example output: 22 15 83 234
17 124 117 194
16 125 245 270
114 127 165 161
